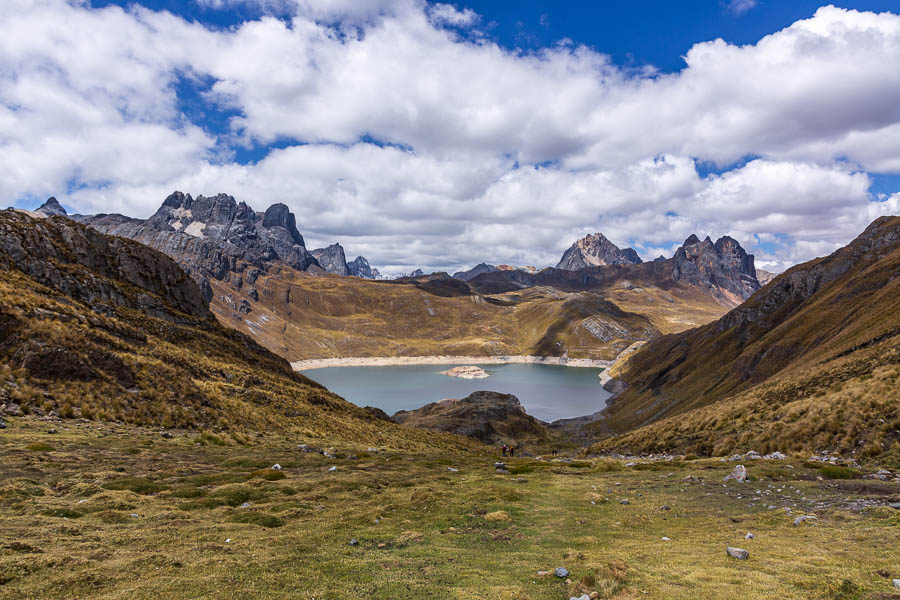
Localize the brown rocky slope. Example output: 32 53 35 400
590 216 900 459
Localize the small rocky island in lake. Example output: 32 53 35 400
441 366 490 379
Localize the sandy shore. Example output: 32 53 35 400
292 355 611 371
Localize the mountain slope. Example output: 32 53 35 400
592 216 900 456
0 210 474 450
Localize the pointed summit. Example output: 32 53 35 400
36 197 67 217
556 232 642 271
683 234 701 246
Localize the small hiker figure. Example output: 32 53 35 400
501 444 508 457
509 445 516 457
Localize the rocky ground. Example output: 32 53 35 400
1 417 898 599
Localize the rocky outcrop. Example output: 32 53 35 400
348 256 380 279
78 192 321 300
672 235 760 304
453 263 498 281
311 243 350 276
392 391 551 444
1 209 210 321
556 233 642 270
755 268 778 286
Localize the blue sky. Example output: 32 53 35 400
4 0 900 273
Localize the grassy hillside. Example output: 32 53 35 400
592 216 900 459
208 267 727 362
1 418 898 599
0 211 476 452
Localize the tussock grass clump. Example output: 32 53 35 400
25 442 54 452
41 508 82 519
229 512 284 528
817 465 862 480
102 477 167 495
250 469 286 481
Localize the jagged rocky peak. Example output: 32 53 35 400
36 197 67 217
556 232 643 270
261 203 304 246
311 243 350 276
672 233 759 304
453 262 498 281
348 256 380 279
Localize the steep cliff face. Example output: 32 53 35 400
556 233 642 270
78 192 321 300
671 234 759 304
597 216 900 436
311 243 350 276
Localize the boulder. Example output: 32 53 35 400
724 465 748 483
726 547 749 560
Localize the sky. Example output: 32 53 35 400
3 0 900 275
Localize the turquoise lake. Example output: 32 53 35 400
299 363 611 422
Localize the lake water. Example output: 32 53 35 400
300 363 611 422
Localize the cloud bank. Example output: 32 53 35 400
2 0 898 274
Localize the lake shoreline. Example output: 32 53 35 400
292 355 611 371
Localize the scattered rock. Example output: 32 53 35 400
724 465 748 483
889 502 900 510
160 431 173 439
661 537 671 541
726 547 749 560
569 595 590 600
349 538 359 546
744 451 762 460
793 515 817 526
745 532 754 539
0 417 6 429
893 579 900 590
620 499 629 505
764 451 786 460
660 505 671 511
554 567 569 578
327 466 337 473
271 464 282 470
225 538 231 543
447 467 459 473
377 543 387 549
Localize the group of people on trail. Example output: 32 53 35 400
501 444 516 457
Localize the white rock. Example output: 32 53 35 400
447 467 459 472
271 464 282 470
661 536 671 541
793 515 817 526
724 464 748 483
225 538 231 543
893 579 900 590
745 532 754 539
327 466 337 472
726 547 749 560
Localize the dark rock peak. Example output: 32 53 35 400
37 197 67 217
672 233 759 304
348 255 380 279
653 255 666 262
556 232 642 271
410 268 425 277
261 203 304 246
311 243 350 276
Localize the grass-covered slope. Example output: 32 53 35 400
0 211 475 451
592 216 900 458
209 266 726 363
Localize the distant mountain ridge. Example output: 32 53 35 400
57 193 380 296
466 231 760 307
